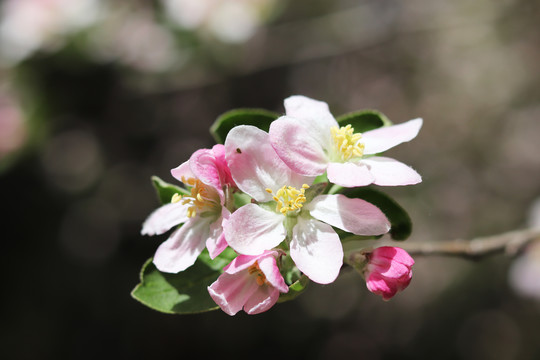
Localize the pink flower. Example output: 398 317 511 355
208 250 289 315
269 95 422 187
141 144 235 273
223 125 390 284
364 246 414 300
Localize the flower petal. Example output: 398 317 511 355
290 217 343 284
284 95 338 138
189 148 225 198
270 116 329 177
244 285 280 315
141 202 189 236
258 255 289 293
206 208 230 259
224 251 272 274
307 194 390 236
225 125 307 202
170 160 195 183
326 161 374 187
152 217 209 273
208 272 260 316
224 203 286 255
362 156 422 186
362 118 423 155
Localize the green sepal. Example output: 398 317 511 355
304 182 327 203
336 110 392 132
233 191 252 210
210 108 280 144
339 187 412 240
278 275 309 303
131 258 220 314
151 176 189 205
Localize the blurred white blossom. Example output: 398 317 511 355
0 0 103 65
161 0 277 43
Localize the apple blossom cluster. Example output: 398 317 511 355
140 95 421 315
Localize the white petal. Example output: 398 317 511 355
284 95 337 145
362 156 422 186
290 217 343 284
224 204 286 255
153 218 209 273
141 202 189 236
362 118 423 155
327 161 374 187
225 125 309 202
307 194 390 235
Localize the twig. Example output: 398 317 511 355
384 228 540 260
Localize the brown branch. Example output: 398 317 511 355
387 228 540 260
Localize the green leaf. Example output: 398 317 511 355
340 187 412 240
336 110 392 133
131 258 221 314
278 275 309 303
197 247 237 271
304 182 327 203
210 108 280 144
151 176 189 205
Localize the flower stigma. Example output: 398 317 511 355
248 261 268 286
171 177 220 218
330 124 365 161
265 184 310 215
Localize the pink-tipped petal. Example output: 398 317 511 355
284 96 338 136
189 148 225 198
365 246 414 300
141 202 189 236
244 286 280 315
326 161 375 187
362 156 422 186
170 160 195 183
362 118 423 155
307 194 390 236
206 209 230 259
224 203 286 255
258 255 289 293
153 218 209 273
290 217 343 284
211 144 236 187
224 253 262 274
208 272 259 316
225 125 304 202
270 116 329 177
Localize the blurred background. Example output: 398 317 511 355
2 0 540 359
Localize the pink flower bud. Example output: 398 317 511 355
364 246 414 300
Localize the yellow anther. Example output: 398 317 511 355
267 184 310 215
177 177 220 218
248 262 267 286
331 125 365 162
171 193 182 203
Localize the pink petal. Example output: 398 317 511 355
205 208 230 259
152 218 209 273
284 96 338 136
189 148 225 198
270 116 330 177
362 118 423 155
366 273 396 300
224 252 271 274
211 144 236 187
371 246 415 268
224 203 286 255
170 160 195 183
208 272 260 316
362 156 422 186
141 202 189 236
258 255 289 293
244 285 280 315
290 217 343 284
225 125 306 202
326 161 374 187
307 194 390 236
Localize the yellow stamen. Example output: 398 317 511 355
173 177 220 218
267 184 309 215
248 261 267 286
330 125 365 161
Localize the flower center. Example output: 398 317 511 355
248 261 268 286
265 184 310 215
331 125 365 162
171 177 220 218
